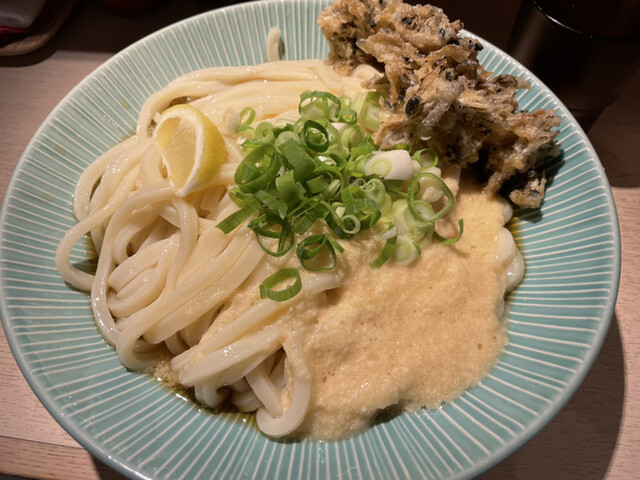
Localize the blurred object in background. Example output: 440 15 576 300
507 0 640 131
0 0 76 55
0 0 47 29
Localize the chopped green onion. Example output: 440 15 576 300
352 91 382 131
361 178 383 200
292 200 327 235
413 147 439 168
434 219 464 244
339 185 381 232
250 219 295 257
274 130 301 149
299 91 342 121
228 187 254 207
306 175 329 194
278 139 316 180
364 154 392 177
323 178 342 199
407 172 455 222
254 189 288 219
371 234 397 268
292 117 307 134
340 125 365 148
254 121 275 144
217 89 463 301
302 120 330 152
393 235 421 265
360 103 381 131
296 234 344 271
392 142 412 151
238 107 256 127
234 144 281 193
416 168 444 203
390 199 431 239
324 122 341 145
325 143 349 160
339 108 357 125
275 170 304 206
362 178 392 213
365 150 414 180
216 201 260 234
340 214 361 235
339 95 352 109
259 268 302 301
236 124 255 139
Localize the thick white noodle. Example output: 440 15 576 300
266 27 282 63
255 335 311 437
55 60 365 436
496 205 525 292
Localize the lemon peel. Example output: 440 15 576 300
154 104 225 197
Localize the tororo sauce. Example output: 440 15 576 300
293 182 510 439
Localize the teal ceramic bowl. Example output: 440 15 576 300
0 0 620 478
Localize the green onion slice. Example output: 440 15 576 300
234 144 281 193
302 120 331 152
412 148 439 168
339 125 365 148
216 201 260 234
249 214 295 257
306 175 329 194
275 170 303 206
238 107 256 128
393 235 422 265
254 189 288 219
297 234 344 271
259 268 302 301
292 200 327 235
254 121 275 144
339 107 357 125
434 219 464 244
274 130 301 149
371 233 398 268
299 91 342 122
278 138 316 180
407 172 455 222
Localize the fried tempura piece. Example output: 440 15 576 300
318 0 561 208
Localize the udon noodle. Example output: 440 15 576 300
56 54 524 438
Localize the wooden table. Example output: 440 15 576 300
1 1 638 478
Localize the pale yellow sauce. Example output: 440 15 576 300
291 182 509 439
160 180 511 440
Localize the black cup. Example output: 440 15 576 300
507 0 640 130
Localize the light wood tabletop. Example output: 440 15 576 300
0 1 638 479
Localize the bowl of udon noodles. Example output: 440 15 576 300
0 0 620 478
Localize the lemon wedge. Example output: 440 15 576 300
154 104 225 197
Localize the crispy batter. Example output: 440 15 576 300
318 0 560 208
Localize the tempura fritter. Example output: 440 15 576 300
318 0 561 208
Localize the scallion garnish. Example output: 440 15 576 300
259 268 302 301
393 235 422 266
371 233 397 268
407 172 455 223
297 234 345 271
218 89 463 300
216 201 260 234
434 219 465 244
